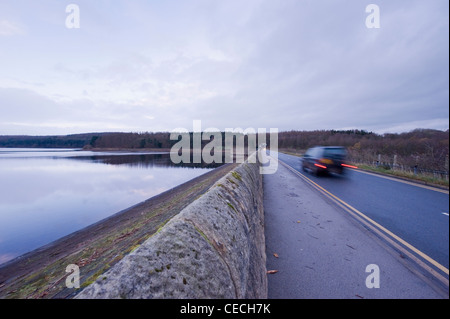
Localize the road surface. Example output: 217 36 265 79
264 151 448 298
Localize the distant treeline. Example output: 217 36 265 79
0 132 175 149
0 132 265 150
1 128 448 171
88 132 174 149
0 133 103 148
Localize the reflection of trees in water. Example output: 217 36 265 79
70 153 224 169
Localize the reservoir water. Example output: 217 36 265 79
0 148 217 265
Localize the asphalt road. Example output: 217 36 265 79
275 152 449 270
264 151 449 298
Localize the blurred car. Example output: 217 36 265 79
302 146 357 175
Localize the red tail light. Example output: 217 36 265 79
341 164 358 169
314 163 327 169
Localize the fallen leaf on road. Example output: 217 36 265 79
273 253 279 258
267 270 278 274
297 220 301 223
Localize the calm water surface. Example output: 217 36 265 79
0 148 217 265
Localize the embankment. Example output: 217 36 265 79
76 153 267 299
0 163 237 299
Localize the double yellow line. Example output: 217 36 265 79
277 158 449 290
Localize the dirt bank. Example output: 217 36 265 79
0 163 237 299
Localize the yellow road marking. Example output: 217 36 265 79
276 158 450 287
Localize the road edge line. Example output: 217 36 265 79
276 158 449 289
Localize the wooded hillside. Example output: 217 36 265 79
277 129 449 172
1 128 448 172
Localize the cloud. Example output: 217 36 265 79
0 87 186 134
0 20 23 36
0 0 448 135
0 88 126 134
368 118 450 134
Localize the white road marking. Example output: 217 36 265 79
353 169 449 194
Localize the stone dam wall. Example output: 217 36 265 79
76 154 267 299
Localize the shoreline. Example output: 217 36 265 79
82 147 172 152
0 163 237 299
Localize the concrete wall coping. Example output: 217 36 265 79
76 153 267 299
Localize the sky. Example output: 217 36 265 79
0 0 448 135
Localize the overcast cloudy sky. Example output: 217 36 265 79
0 0 448 135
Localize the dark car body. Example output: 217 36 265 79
302 146 352 175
